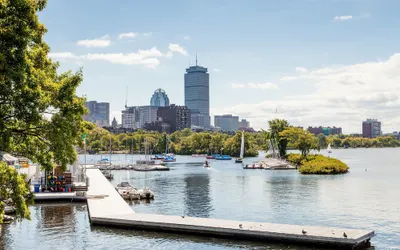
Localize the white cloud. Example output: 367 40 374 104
118 32 152 39
168 44 188 56
295 67 308 73
76 35 111 47
219 53 400 132
214 69 220 72
334 15 353 21
48 52 77 59
231 82 278 90
49 47 164 68
231 83 245 88
118 32 137 39
183 35 190 40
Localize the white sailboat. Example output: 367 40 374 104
327 143 332 154
235 131 245 163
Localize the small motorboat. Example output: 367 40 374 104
192 154 207 157
235 158 243 163
215 155 232 160
101 170 114 180
151 155 164 160
162 154 176 162
206 155 216 159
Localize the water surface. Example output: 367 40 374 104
1 149 399 249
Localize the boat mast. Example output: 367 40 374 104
240 130 245 159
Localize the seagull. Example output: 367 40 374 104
239 224 243 229
302 229 307 235
343 232 348 238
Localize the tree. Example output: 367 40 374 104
280 127 318 158
268 119 290 157
0 162 31 223
0 0 87 220
317 133 328 149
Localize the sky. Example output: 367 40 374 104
40 0 400 133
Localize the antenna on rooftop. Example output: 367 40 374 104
125 86 128 108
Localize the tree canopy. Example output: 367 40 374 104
85 128 262 157
0 0 88 170
0 0 88 221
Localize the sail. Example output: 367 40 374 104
240 131 245 159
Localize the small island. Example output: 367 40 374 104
287 153 349 174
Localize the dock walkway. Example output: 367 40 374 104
86 169 374 249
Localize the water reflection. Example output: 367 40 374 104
184 173 213 218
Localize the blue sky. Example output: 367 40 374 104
41 0 400 133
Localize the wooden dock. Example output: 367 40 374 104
86 169 374 249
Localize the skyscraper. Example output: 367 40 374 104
157 104 191 132
362 119 382 138
184 58 210 128
214 114 239 131
84 101 110 126
150 88 170 107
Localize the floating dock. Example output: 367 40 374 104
86 169 374 249
34 192 86 202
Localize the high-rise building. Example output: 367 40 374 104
150 88 170 107
238 119 250 129
307 126 342 136
184 59 210 128
138 106 158 128
121 106 139 129
84 101 110 126
362 119 382 138
122 106 158 129
157 104 191 133
214 114 239 131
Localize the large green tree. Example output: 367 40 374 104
0 0 88 221
268 119 290 157
280 127 318 158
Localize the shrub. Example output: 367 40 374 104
287 153 349 175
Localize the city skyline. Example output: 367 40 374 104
42 0 400 133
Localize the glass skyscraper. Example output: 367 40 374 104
184 63 210 128
150 88 170 107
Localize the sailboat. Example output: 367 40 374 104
235 131 245 163
162 136 176 163
327 143 332 154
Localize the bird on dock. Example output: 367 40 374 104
302 229 307 235
239 224 243 229
343 232 348 238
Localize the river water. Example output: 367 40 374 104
1 149 399 249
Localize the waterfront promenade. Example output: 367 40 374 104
85 168 374 249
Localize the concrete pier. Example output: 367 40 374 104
86 169 374 249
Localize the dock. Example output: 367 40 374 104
34 192 86 202
85 169 375 249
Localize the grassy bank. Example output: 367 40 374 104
287 153 349 175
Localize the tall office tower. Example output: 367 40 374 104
184 57 210 128
84 101 110 126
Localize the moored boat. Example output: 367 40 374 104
151 154 164 160
215 155 232 160
162 154 176 162
235 131 245 164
